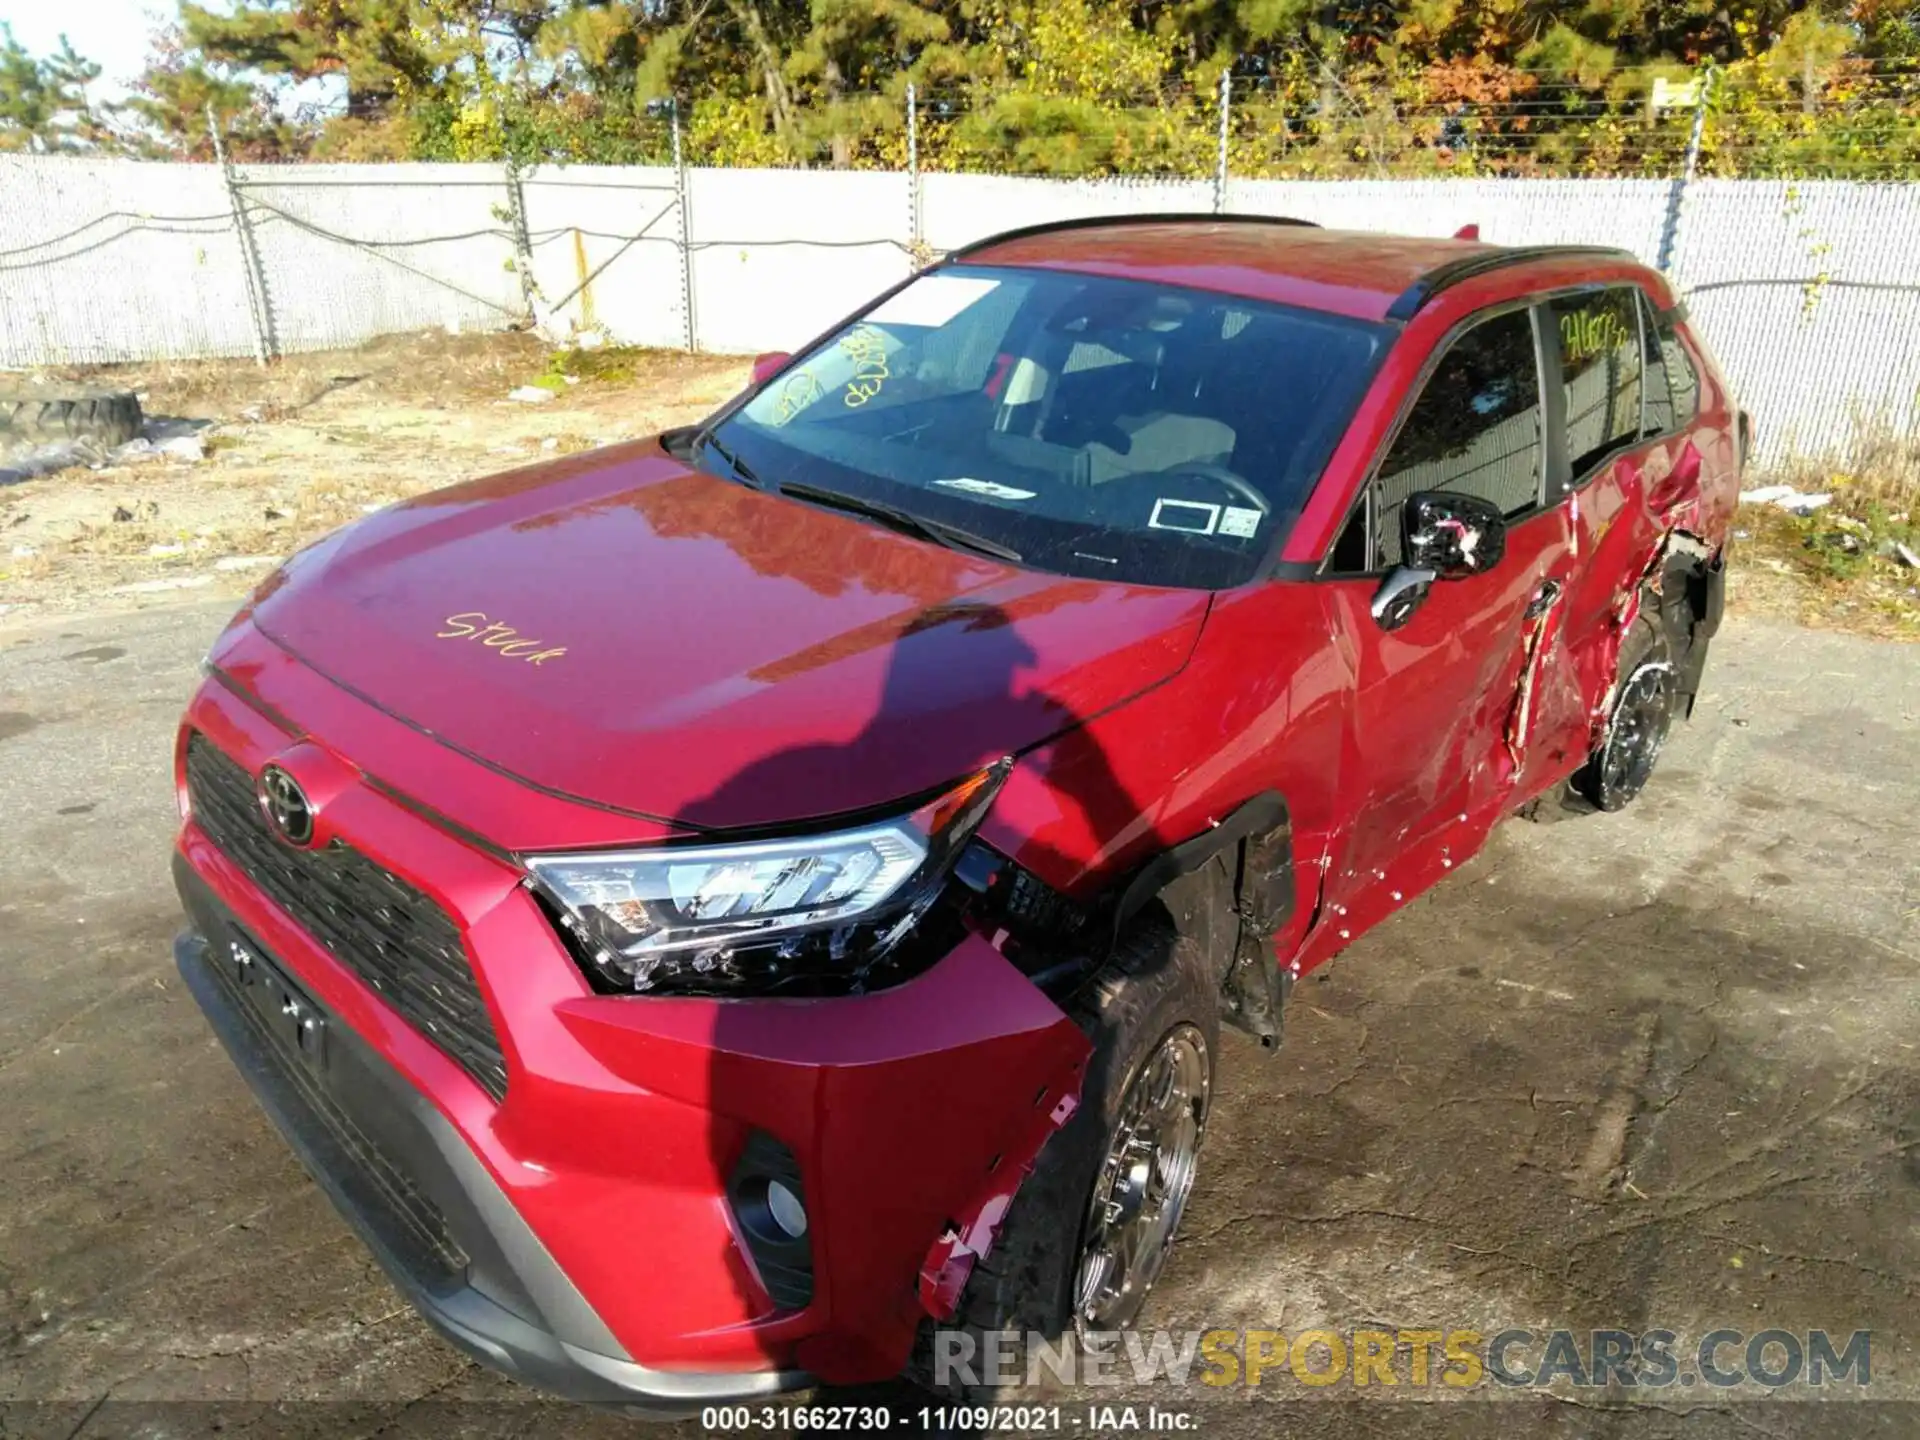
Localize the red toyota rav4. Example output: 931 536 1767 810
172 215 1741 1408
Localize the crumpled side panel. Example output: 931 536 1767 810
917 1078 1085 1321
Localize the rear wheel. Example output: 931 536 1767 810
1520 617 1683 822
907 919 1218 1396
1573 619 1676 812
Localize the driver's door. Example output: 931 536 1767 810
1319 304 1572 923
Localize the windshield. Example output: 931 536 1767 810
708 264 1390 588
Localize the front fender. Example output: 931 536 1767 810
556 936 1091 1384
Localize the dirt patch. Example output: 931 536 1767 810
0 331 749 622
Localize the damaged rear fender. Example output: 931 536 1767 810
1601 528 1720 730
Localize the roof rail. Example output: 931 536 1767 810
1385 244 1641 321
947 211 1320 260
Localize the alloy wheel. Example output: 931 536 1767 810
1596 659 1676 809
1073 1024 1210 1332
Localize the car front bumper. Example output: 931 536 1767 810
174 875 807 1413
171 639 1090 1397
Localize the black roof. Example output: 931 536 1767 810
1385 244 1642 320
945 211 1320 260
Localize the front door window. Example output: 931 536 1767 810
1371 308 1545 567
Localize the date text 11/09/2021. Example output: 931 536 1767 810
700 1407 1195 1432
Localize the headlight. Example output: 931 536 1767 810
526 760 1010 996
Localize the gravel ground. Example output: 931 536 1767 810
1 598 1916 1440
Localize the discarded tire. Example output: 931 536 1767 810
0 385 143 448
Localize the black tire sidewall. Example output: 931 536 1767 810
0 388 142 449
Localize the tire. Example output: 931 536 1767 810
0 385 143 448
1569 617 1677 812
907 919 1219 1398
1516 783 1598 825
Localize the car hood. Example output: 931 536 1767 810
248 441 1211 832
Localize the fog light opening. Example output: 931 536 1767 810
765 1178 808 1239
727 1131 816 1311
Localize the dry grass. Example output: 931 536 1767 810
1 330 748 621
1838 425 1920 511
1736 418 1920 641
52 329 557 423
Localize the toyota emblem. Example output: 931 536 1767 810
258 765 316 847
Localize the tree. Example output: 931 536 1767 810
175 0 543 156
122 27 307 160
182 0 423 121
121 0 1918 174
1766 8 1854 112
0 24 115 153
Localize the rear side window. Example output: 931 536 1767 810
1548 288 1642 475
1635 292 1701 436
1661 319 1700 423
1638 294 1674 435
1371 308 1543 567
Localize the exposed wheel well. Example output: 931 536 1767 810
1106 794 1296 1050
1653 534 1725 717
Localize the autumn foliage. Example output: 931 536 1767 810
0 1 1915 176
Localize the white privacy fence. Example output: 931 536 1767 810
2 153 1917 469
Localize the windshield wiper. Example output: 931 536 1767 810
690 426 762 489
779 481 1024 564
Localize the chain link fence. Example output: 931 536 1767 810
1 86 1917 469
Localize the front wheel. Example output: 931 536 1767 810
908 920 1219 1396
1073 1019 1211 1330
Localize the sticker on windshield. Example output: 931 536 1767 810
769 369 824 426
934 477 1036 501
1218 506 1262 538
867 275 1001 328
837 324 892 407
1148 499 1221 535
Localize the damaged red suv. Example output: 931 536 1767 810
172 215 1742 1408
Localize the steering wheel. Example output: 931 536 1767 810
1161 463 1271 515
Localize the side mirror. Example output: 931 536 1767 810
750 351 792 386
1404 491 1507 579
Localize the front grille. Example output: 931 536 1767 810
186 733 509 1101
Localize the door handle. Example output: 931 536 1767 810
1525 579 1563 619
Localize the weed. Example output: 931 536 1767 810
1739 412 1920 639
525 342 676 393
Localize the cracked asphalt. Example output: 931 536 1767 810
2 600 1916 1440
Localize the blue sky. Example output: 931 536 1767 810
0 0 177 97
